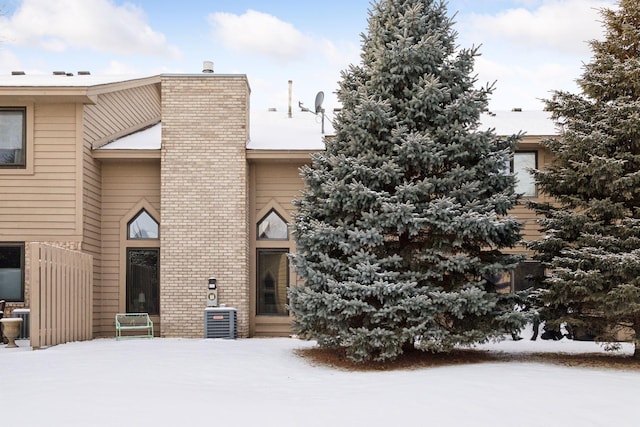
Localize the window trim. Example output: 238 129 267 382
0 104 34 175
0 242 25 302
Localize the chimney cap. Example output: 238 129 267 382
202 60 214 73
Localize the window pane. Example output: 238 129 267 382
126 249 159 315
257 210 288 240
486 271 512 294
128 210 159 239
257 249 289 315
0 245 24 301
0 110 25 166
513 261 545 292
513 152 537 197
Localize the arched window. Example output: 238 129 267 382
127 209 159 240
257 209 288 240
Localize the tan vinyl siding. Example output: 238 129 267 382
507 140 554 254
98 159 160 337
0 103 80 239
84 84 161 148
83 127 103 337
83 83 161 336
253 162 306 213
250 161 307 337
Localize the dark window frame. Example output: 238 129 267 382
0 108 27 169
257 209 289 241
127 209 159 240
0 242 25 302
256 248 290 316
126 247 160 315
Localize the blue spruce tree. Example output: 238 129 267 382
289 0 525 362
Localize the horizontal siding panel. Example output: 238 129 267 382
0 183 76 192
35 140 76 149
34 130 76 139
1 193 75 201
0 229 78 237
0 200 76 208
38 150 76 161
0 175 76 183
31 165 77 173
253 163 304 216
0 214 77 222
0 101 79 237
35 122 77 131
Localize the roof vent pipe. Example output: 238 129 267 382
288 80 293 118
202 61 214 73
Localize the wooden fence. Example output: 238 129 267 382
29 243 93 349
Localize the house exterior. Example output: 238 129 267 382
0 70 556 340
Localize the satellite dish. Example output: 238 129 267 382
314 91 325 114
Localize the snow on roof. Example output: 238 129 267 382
96 109 557 152
247 108 332 150
248 108 557 151
0 73 155 87
99 123 162 150
481 110 557 136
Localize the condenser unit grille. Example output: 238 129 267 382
204 308 237 339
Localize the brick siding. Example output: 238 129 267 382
160 75 250 337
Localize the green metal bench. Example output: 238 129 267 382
115 313 154 340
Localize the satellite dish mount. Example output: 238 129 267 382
299 91 326 134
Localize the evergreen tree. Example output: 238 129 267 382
289 0 525 362
528 0 640 357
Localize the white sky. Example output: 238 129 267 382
0 0 616 111
1 326 638 427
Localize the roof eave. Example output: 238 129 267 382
93 149 161 160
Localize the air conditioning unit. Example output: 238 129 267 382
12 308 30 339
204 307 237 339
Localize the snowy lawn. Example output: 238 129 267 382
1 331 638 427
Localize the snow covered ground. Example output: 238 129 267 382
1 329 638 427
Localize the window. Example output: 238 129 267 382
257 249 289 315
485 271 512 294
126 248 159 315
0 243 25 301
513 261 545 292
257 209 288 240
512 151 537 197
128 209 159 240
0 109 26 168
